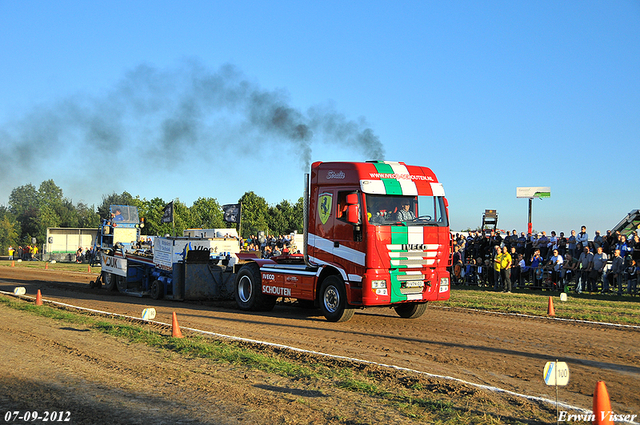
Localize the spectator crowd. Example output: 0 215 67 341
240 234 300 259
6 245 39 261
451 226 640 296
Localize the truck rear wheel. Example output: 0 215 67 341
235 263 276 311
394 302 427 319
116 275 128 293
319 276 354 322
150 280 163 300
102 272 117 291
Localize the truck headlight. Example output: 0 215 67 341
439 277 449 293
371 279 388 295
371 280 387 289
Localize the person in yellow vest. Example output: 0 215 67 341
493 245 502 290
8 246 14 260
31 245 38 260
500 246 513 293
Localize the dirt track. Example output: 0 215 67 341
1 266 639 423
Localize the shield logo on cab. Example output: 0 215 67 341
318 192 332 225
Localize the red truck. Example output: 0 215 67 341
235 160 451 322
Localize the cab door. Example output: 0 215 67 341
332 190 366 277
309 188 336 264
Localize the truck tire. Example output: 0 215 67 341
319 275 354 322
394 302 427 319
102 272 117 291
150 280 163 300
116 275 128 293
235 263 276 311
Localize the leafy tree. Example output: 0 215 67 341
190 197 225 229
267 204 288 236
9 184 40 243
0 208 20 253
8 184 39 218
238 191 270 238
292 197 304 233
58 199 79 228
136 198 189 237
76 202 100 228
38 180 64 206
136 197 167 236
97 192 136 221
172 200 191 236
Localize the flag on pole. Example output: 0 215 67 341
222 204 240 223
161 201 174 224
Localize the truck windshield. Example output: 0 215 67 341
365 194 448 227
110 205 139 223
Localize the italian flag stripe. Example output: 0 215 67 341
373 163 403 195
391 226 408 245
388 163 418 196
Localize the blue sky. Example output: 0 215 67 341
1 1 638 235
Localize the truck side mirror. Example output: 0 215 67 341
347 205 360 224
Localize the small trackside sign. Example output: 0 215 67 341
543 361 569 386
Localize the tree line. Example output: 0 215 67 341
0 179 303 254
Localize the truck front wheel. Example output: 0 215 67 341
319 276 354 322
235 263 276 311
102 272 117 291
394 302 427 319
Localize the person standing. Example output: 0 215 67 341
557 232 567 256
606 249 624 295
591 246 608 293
593 231 604 251
576 226 589 253
577 246 594 294
8 246 14 260
568 230 577 259
493 245 502 291
500 246 512 293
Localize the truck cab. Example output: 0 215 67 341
96 205 143 253
235 161 451 322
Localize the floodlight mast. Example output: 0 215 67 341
516 187 551 234
528 198 533 234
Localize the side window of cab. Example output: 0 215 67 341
336 191 360 224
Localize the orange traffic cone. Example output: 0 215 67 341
45 262 49 270
35 290 43 306
171 312 184 338
88 265 92 273
11 261 15 267
593 381 613 425
547 296 555 316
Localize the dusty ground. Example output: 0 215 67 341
0 265 639 424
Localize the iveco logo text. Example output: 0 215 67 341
326 170 345 179
262 274 275 280
263 286 291 297
401 244 428 250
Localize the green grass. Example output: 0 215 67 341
0 294 552 424
445 286 640 325
0 260 101 273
